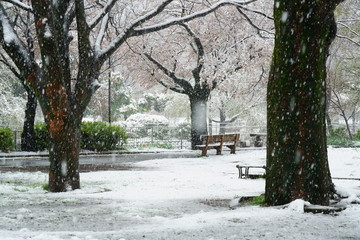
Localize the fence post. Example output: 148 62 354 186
180 129 183 149
14 130 17 150
151 126 154 144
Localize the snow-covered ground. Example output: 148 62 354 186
0 147 359 240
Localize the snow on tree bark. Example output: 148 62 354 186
265 0 344 206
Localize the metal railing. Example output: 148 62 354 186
5 125 265 151
124 125 191 149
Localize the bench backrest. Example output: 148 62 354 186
202 134 240 144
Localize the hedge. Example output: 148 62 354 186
34 122 49 151
0 127 13 152
34 122 127 151
81 121 127 151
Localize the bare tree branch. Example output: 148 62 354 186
337 21 360 37
0 52 22 80
144 52 193 95
95 13 109 52
0 4 35 87
1 0 32 12
131 0 258 37
96 0 174 64
240 6 273 20
89 0 118 29
336 34 360 47
236 7 274 37
180 23 204 86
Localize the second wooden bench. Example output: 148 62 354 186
196 133 240 156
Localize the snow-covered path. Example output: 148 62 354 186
0 147 359 240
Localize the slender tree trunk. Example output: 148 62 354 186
219 108 226 134
265 0 342 206
352 114 356 135
325 88 333 135
326 113 333 135
341 112 353 139
190 97 208 149
21 89 37 151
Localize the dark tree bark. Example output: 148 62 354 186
21 86 37 151
265 0 344 206
0 55 38 152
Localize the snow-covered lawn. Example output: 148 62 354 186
0 147 359 240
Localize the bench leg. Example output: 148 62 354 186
230 146 236 154
216 147 222 155
245 167 250 178
201 148 208 156
236 165 243 178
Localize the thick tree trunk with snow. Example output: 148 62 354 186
265 0 343 206
47 115 81 192
21 89 37 151
190 97 208 149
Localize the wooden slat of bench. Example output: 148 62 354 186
197 133 240 156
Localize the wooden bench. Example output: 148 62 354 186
196 133 240 156
236 165 266 178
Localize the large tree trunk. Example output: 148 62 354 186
190 97 208 149
47 113 81 192
265 0 342 206
21 88 37 151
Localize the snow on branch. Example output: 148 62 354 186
95 0 174 62
131 0 258 37
157 78 187 94
89 0 117 30
95 14 109 53
180 24 204 86
0 52 22 81
144 52 193 95
96 0 257 65
1 0 32 12
126 0 174 30
0 5 31 70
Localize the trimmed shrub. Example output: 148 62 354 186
34 122 50 151
354 129 360 140
81 121 127 151
327 135 354 147
34 121 128 152
329 127 348 137
0 127 13 152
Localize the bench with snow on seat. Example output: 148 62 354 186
196 133 240 156
236 165 266 179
